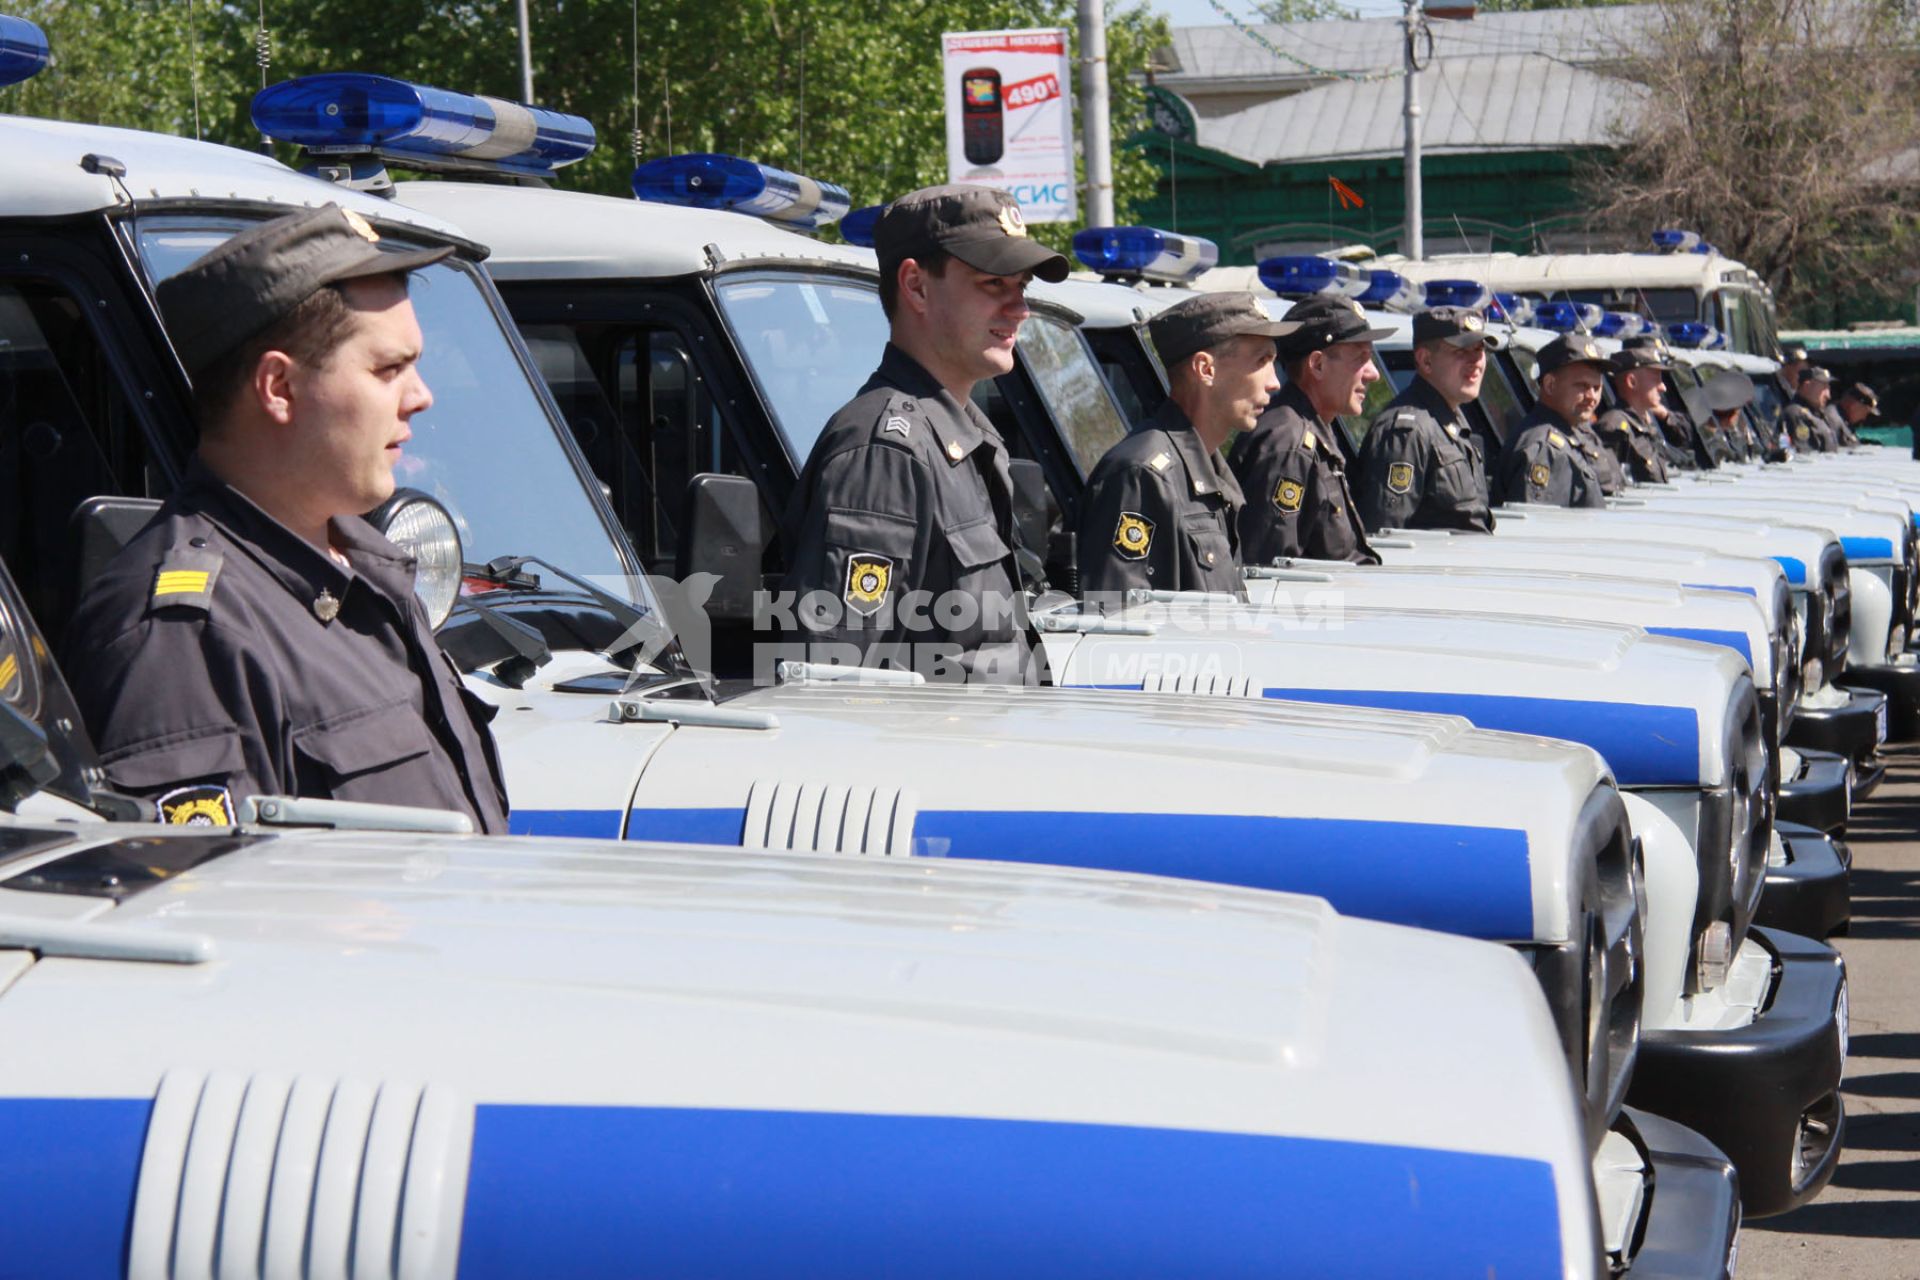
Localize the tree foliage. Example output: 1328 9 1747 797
1584 0 1920 324
1 0 1169 243
1251 0 1357 21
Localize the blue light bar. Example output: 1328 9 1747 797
1423 279 1492 311
1257 255 1367 300
1072 226 1220 283
632 153 851 230
252 73 594 176
841 204 883 248
1665 321 1723 349
1359 269 1423 313
1651 229 1701 254
1594 311 1652 338
1491 292 1536 326
0 15 50 87
1533 301 1605 333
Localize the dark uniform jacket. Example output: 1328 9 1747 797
1497 405 1607 508
1784 402 1832 453
1574 420 1628 494
1353 376 1493 533
62 462 509 832
1228 381 1377 565
1824 403 1858 448
1077 399 1246 599
779 343 1033 683
1594 406 1670 485
1696 415 1742 465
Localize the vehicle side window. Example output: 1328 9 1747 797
1016 316 1131 476
1476 352 1523 449
0 279 159 634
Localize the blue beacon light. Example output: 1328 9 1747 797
1533 301 1605 333
1071 226 1220 283
1665 321 1723 349
632 153 851 231
0 15 50 87
841 204 883 247
251 73 595 176
1492 292 1537 326
1594 311 1652 338
1423 279 1493 311
1358 270 1423 312
1257 255 1367 300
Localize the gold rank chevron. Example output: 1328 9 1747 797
153 570 210 597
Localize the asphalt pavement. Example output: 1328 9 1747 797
1741 742 1920 1277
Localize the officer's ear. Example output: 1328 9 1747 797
896 259 933 320
1190 347 1217 386
251 350 298 427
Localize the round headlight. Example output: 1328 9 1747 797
369 489 465 630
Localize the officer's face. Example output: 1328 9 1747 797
1841 397 1870 424
1417 340 1486 406
1316 341 1379 416
286 276 432 515
1202 335 1280 432
1620 367 1665 412
1802 380 1831 410
1539 365 1605 424
921 261 1034 382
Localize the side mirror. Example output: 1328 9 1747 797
678 473 767 622
71 496 163 597
0 700 58 812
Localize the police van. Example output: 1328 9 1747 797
220 76 1852 1215
0 69 1741 1266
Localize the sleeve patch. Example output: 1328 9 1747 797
1386 462 1415 494
1274 479 1305 513
1529 462 1552 488
1114 512 1155 560
843 554 895 617
156 783 236 826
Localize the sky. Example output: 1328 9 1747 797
1148 0 1408 26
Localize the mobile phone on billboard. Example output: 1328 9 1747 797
961 68 1004 166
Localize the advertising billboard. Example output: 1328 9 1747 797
942 28 1077 224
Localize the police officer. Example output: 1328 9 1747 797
1077 292 1296 599
1774 342 1809 411
1784 366 1839 453
1496 335 1612 507
1229 294 1392 564
778 184 1068 683
1352 306 1497 533
1835 382 1878 447
62 205 508 831
1698 370 1762 462
1595 334 1676 484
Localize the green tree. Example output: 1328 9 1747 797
4 0 1169 242
1251 0 1357 20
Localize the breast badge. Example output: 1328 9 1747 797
1386 462 1414 494
1113 512 1155 560
156 783 235 826
1274 479 1305 513
843 554 894 617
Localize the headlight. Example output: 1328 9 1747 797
1696 919 1735 989
1803 655 1825 694
368 488 465 630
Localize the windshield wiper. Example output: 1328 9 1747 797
476 554 687 673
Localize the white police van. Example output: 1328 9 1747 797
0 62 1735 1270
235 72 1853 1216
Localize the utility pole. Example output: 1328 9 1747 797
516 0 535 102
1401 0 1423 259
1078 0 1115 226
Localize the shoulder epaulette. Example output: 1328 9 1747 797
147 543 223 615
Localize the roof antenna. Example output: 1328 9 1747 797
254 0 273 153
630 0 643 162
186 0 202 140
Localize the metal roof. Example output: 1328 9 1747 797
1194 54 1644 166
1159 6 1655 90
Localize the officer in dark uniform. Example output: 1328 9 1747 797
1229 294 1392 564
1594 335 1676 484
778 184 1068 683
1783 366 1839 453
1697 371 1762 462
62 205 508 832
1352 306 1497 533
1077 292 1296 598
1835 382 1879 447
1496 334 1612 507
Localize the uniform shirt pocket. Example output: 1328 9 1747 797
103 724 246 790
1181 512 1234 575
292 697 435 794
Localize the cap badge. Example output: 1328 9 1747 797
1582 342 1599 358
1346 299 1364 317
1113 512 1154 560
843 554 894 617
313 589 341 622
997 205 1028 239
341 208 381 244
1462 313 1483 331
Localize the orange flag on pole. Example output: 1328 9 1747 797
1329 176 1364 210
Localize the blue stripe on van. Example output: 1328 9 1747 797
1842 536 1894 560
1646 626 1753 662
0 1097 151 1278
622 807 1534 939
1683 582 1758 597
459 1104 1566 1280
1259 687 1699 787
1774 555 1808 584
509 808 627 839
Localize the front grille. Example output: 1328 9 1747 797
1822 544 1851 675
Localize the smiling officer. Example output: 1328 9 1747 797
1353 306 1499 533
1595 334 1676 484
1077 292 1297 599
1229 294 1392 565
1496 335 1612 507
62 205 508 831
777 184 1069 683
